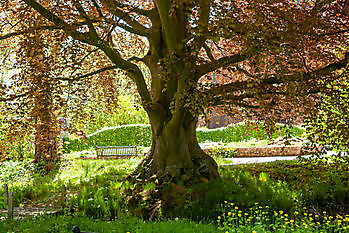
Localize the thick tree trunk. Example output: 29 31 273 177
125 109 219 218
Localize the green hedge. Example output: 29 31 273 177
64 124 152 152
64 123 305 152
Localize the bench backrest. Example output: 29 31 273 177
96 146 138 157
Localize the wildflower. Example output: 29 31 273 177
294 211 299 215
235 206 238 210
279 210 284 214
218 216 221 219
228 212 231 216
252 231 257 233
290 220 294 223
315 215 319 218
262 212 265 215
224 201 227 203
238 214 242 217
323 211 326 214
245 213 248 216
230 203 234 206
274 212 278 216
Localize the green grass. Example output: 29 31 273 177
1 145 348 232
1 215 218 233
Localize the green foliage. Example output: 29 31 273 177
64 124 152 152
217 202 349 232
196 122 304 143
65 122 304 152
206 146 237 158
219 169 296 213
0 215 217 233
305 67 349 152
0 195 7 218
75 95 149 135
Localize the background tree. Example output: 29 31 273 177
1 0 348 214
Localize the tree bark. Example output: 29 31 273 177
125 108 219 218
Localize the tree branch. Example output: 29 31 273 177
101 0 149 37
58 65 118 81
196 52 252 78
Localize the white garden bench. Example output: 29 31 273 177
95 146 138 158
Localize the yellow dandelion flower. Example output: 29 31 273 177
218 216 221 219
295 211 299 215
285 214 288 217
228 212 231 216
224 201 228 203
315 215 319 218
252 231 257 233
245 213 248 216
235 206 238 210
290 220 294 223
238 214 242 217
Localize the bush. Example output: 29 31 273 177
65 122 305 152
64 124 152 152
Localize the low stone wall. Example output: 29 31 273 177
233 146 302 157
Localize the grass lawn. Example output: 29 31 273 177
1 145 348 232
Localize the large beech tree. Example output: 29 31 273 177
1 0 348 214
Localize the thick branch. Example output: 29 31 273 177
23 0 91 43
57 65 118 81
196 52 252 78
203 52 349 97
101 0 149 36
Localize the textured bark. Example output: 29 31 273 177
125 109 219 218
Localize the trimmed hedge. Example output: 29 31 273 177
64 124 152 152
64 123 305 152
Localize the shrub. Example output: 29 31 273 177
65 122 305 152
64 124 152 152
